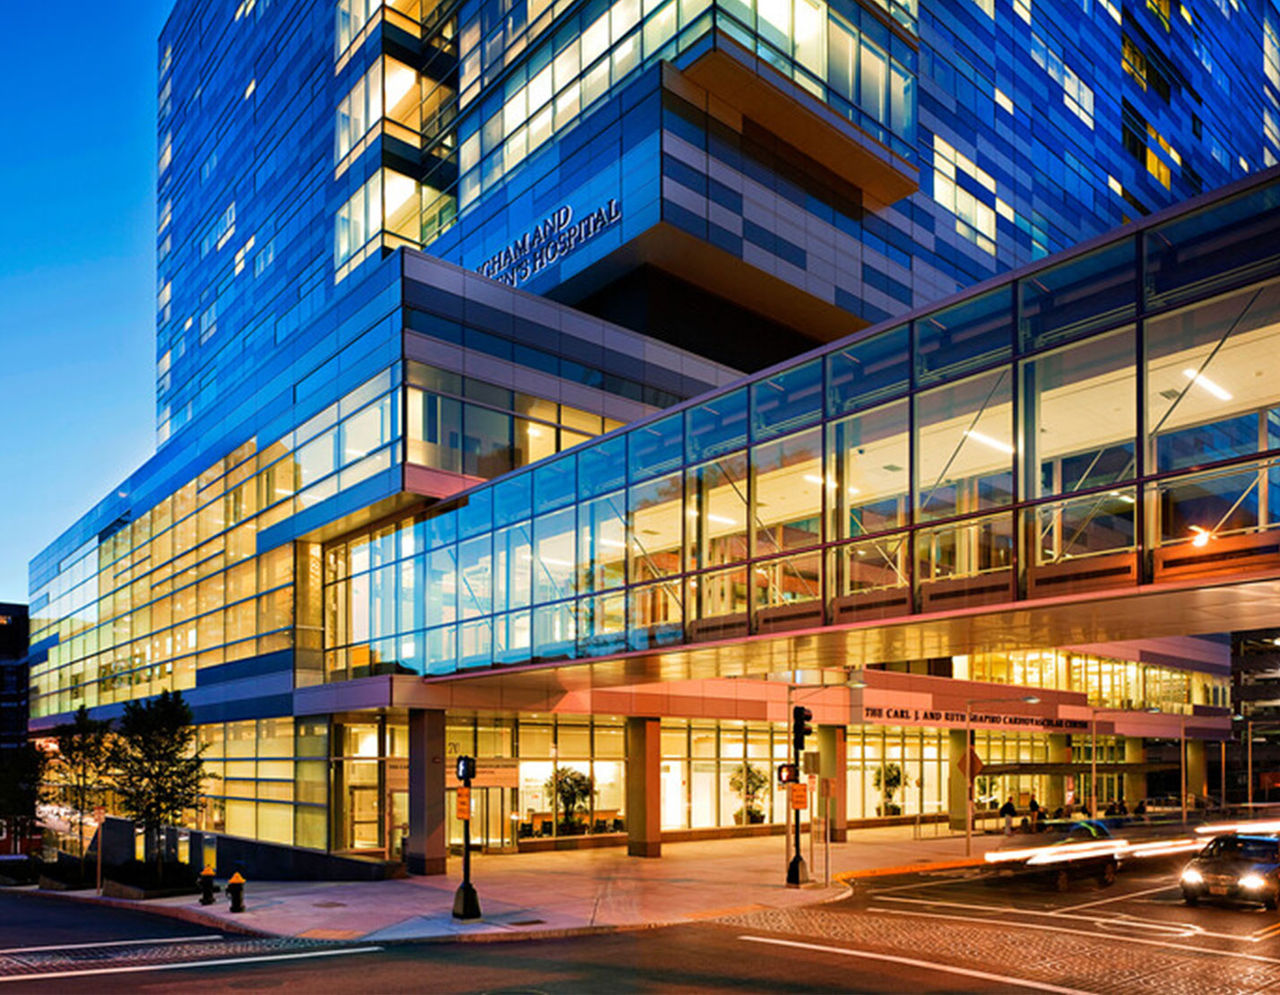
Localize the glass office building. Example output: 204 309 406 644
23 0 1279 869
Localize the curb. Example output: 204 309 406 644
0 885 269 937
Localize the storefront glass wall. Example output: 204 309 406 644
955 649 1229 711
196 716 328 850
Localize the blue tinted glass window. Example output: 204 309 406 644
492 473 531 527
457 489 493 538
424 508 458 550
915 287 1012 385
827 325 909 416
751 360 823 441
578 435 627 498
628 413 684 482
1020 240 1137 353
1146 182 1280 311
687 388 748 461
533 455 576 513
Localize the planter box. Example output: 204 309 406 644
101 879 201 901
37 875 91 892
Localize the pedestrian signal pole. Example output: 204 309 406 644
452 755 482 920
787 706 812 886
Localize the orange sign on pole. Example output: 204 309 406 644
456 785 472 821
789 783 808 810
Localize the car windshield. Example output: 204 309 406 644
1204 837 1278 861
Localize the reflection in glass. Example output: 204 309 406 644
630 473 682 582
753 428 823 554
687 455 748 569
915 369 1014 521
916 514 1013 581
828 400 908 538
1024 328 1135 499
1146 281 1280 474
1031 490 1135 564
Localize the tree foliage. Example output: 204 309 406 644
110 690 205 876
51 705 113 860
0 742 49 846
729 762 769 823
545 766 593 827
874 761 903 800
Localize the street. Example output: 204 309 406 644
7 858 1280 992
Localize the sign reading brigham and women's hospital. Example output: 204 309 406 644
476 199 621 287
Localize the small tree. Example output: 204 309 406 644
544 766 593 832
51 705 113 862
874 762 904 815
111 690 205 881
729 762 769 823
0 742 50 853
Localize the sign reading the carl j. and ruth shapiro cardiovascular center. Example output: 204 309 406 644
476 199 621 287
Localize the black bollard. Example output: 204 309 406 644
199 865 216 906
227 871 246 913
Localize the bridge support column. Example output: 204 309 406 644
1186 738 1208 804
626 717 662 857
818 725 847 841
947 729 968 831
1123 738 1146 808
407 708 447 875
1045 734 1070 814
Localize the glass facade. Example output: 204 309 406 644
325 179 1280 674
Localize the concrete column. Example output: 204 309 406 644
947 729 968 831
407 708 447 875
818 725 847 842
626 717 661 858
1123 738 1146 807
1186 738 1208 802
1045 734 1071 812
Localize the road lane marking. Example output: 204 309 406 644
0 936 222 956
1254 921 1280 940
1053 884 1179 913
879 894 1248 941
0 945 383 983
738 935 1097 995
871 907 1280 964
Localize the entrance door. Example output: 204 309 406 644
348 785 382 850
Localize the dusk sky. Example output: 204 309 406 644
0 3 175 602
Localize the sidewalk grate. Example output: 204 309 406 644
0 937 349 979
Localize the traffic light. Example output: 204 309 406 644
777 763 799 784
456 755 477 781
792 705 813 756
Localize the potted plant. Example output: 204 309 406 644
545 766 593 834
874 762 903 816
729 763 768 824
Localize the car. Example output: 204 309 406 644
1181 833 1280 909
987 819 1122 891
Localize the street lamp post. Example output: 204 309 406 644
1090 708 1098 819
1180 713 1188 826
964 694 1040 856
1248 718 1254 811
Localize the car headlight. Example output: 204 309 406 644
1181 868 1204 885
1240 873 1268 890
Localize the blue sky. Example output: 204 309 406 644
0 3 175 603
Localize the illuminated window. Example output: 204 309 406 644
1147 0 1170 29
1146 146 1171 188
1122 36 1147 90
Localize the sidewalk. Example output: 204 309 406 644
8 824 1010 943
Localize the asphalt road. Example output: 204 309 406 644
6 858 1280 993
